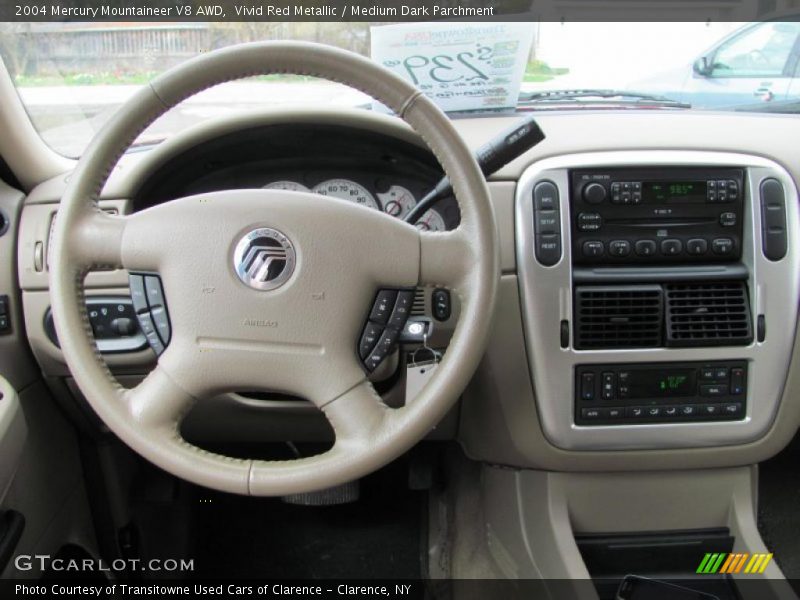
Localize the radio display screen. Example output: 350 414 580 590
643 181 707 203
622 369 697 398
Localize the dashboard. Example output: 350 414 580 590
9 107 800 473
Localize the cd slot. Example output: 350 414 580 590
606 218 716 228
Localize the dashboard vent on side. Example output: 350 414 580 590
574 285 663 349
411 288 427 317
665 282 752 346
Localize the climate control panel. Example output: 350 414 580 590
575 361 747 426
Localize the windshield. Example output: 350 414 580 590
1 20 798 157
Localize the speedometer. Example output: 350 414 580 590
263 181 310 192
312 179 378 210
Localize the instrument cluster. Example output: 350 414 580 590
263 177 447 231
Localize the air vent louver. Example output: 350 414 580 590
411 288 427 316
665 282 752 346
575 285 663 349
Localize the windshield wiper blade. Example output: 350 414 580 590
518 89 690 108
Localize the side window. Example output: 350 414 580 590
710 22 800 78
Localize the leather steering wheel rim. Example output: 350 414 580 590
50 41 499 496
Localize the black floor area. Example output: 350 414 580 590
758 432 800 584
181 460 426 579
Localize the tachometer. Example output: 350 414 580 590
415 209 446 232
312 179 378 210
263 181 310 192
377 185 416 218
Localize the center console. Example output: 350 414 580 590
516 151 799 451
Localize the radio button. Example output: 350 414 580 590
713 367 729 380
680 405 697 417
720 212 737 227
583 240 605 258
717 180 729 191
687 238 708 255
535 211 560 234
712 238 734 255
708 190 718 202
708 180 717 189
700 384 729 398
609 240 631 257
633 182 642 191
646 406 662 418
632 192 642 204
634 240 657 256
534 182 558 211
700 367 715 380
727 180 739 199
660 239 683 256
701 404 721 416
717 190 729 203
621 192 632 204
627 407 645 418
582 182 607 205
577 212 602 231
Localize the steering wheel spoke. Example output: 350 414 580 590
419 228 475 291
124 364 196 430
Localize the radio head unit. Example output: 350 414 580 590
570 167 745 265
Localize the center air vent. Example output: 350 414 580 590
575 285 663 349
665 282 752 346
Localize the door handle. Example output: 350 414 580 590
754 87 774 101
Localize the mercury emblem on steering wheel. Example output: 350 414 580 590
233 228 296 291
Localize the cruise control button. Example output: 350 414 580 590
388 290 414 329
359 322 383 359
129 275 148 314
661 239 682 256
375 327 399 353
687 239 708 255
150 306 171 346
364 346 389 372
144 275 166 309
369 290 397 324
635 240 656 256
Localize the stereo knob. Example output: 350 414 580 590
582 183 607 204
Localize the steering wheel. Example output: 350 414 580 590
49 42 498 496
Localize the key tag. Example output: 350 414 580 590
405 334 441 405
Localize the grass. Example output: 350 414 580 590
15 60 569 87
523 59 570 83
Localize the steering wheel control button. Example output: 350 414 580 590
129 273 171 356
232 227 295 291
369 290 397 324
533 181 562 266
129 275 148 314
359 322 383 360
388 291 414 329
432 289 451 321
144 276 166 308
360 288 415 372
151 307 171 346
